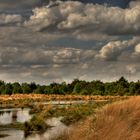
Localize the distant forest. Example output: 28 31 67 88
0 77 140 96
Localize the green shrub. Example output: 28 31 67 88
24 115 49 137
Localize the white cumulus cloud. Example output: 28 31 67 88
24 1 140 36
0 14 22 25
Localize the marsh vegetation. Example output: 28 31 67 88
0 97 112 140
0 90 138 140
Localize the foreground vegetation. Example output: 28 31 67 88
23 101 110 137
0 77 140 96
58 97 140 140
0 122 24 130
0 92 128 138
1 96 139 140
24 115 49 136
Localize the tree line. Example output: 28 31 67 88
0 77 140 96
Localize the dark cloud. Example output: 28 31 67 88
23 1 140 37
0 0 44 10
0 1 139 83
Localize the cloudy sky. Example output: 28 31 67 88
0 0 140 84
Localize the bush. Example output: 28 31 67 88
24 115 49 137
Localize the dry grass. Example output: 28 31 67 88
0 94 129 108
0 94 129 102
62 97 140 140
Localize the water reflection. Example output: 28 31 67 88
0 129 24 140
0 117 68 140
0 100 96 140
26 117 68 140
42 100 95 105
0 108 31 124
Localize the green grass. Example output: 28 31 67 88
24 115 49 137
0 122 24 130
29 101 108 126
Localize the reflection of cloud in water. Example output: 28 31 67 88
27 117 68 140
0 130 24 140
0 108 31 124
0 115 68 140
17 109 32 123
26 135 41 140
0 112 12 124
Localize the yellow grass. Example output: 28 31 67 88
63 97 140 140
0 94 129 102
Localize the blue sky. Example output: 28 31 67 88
0 0 140 84
81 0 130 8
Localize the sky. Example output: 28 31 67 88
0 0 140 84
